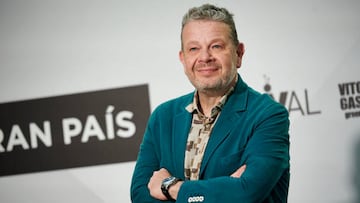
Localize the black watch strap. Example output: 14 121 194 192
161 176 180 201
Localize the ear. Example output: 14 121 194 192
179 50 185 66
236 43 245 68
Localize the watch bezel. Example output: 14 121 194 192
161 176 180 201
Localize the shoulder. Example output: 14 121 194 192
246 86 288 117
152 92 194 117
239 86 290 133
232 75 286 114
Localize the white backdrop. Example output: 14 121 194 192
0 0 359 202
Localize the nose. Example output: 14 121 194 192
198 48 214 63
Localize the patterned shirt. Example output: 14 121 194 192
184 76 237 180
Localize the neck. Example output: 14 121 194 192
197 75 237 117
197 96 218 117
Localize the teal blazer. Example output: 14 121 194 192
131 75 290 203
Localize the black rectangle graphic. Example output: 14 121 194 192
0 84 150 176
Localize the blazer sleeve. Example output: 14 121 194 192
130 112 163 203
130 104 178 203
176 102 290 203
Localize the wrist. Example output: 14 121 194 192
169 180 183 200
161 176 181 201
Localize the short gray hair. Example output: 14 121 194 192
181 4 239 48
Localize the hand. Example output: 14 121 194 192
147 168 171 200
231 165 246 178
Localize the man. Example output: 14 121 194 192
131 4 290 203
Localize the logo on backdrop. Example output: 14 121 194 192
0 84 150 176
263 75 321 116
338 81 360 119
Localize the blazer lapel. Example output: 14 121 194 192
199 75 248 176
199 111 239 175
173 110 192 178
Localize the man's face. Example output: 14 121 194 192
179 20 244 93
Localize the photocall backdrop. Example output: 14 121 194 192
0 1 359 202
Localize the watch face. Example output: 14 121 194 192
163 176 176 188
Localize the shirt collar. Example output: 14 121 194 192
185 74 238 115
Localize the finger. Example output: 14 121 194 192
231 165 246 178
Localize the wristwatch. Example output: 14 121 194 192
161 176 180 201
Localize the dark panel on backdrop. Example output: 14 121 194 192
0 84 150 176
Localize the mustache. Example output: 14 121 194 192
195 62 221 69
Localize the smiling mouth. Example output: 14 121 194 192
198 68 218 72
196 67 219 77
196 62 221 73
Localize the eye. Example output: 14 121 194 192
189 47 198 52
211 44 223 49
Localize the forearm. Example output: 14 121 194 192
177 174 273 203
168 165 244 200
176 153 288 203
131 163 161 202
